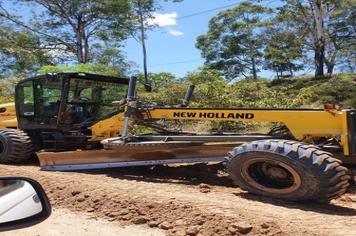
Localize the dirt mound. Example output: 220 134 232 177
0 165 282 236
0 163 355 236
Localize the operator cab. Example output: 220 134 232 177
15 73 129 130
15 73 129 151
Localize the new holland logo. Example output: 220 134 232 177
172 112 254 119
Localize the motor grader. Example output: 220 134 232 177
0 72 354 202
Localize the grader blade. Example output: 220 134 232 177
37 142 239 171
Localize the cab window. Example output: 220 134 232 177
64 78 127 125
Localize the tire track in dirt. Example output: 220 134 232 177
1 163 355 236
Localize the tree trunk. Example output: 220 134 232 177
324 54 336 75
326 62 334 75
289 68 294 77
313 0 325 77
314 45 324 76
138 1 148 85
76 31 84 63
76 16 84 64
251 57 257 80
82 24 89 63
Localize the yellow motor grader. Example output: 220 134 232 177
0 73 354 202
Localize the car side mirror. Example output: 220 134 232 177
0 177 51 232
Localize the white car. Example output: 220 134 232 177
0 177 51 232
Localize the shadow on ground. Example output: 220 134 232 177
79 163 236 188
79 162 356 216
234 191 356 216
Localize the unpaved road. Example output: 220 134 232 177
1 208 165 236
0 162 355 236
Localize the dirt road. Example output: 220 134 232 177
1 208 165 236
1 162 355 236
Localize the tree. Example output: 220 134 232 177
137 71 176 92
279 0 354 76
128 0 155 86
196 1 272 80
127 0 183 86
0 0 131 64
264 31 304 78
324 2 355 74
0 23 52 77
183 68 230 108
91 42 132 75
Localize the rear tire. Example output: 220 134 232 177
0 128 34 163
226 140 350 202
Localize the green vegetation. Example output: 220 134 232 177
135 70 355 133
196 0 354 78
137 71 356 109
196 2 272 80
38 64 122 77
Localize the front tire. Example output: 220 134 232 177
0 128 34 163
226 140 350 202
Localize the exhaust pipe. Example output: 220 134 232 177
121 76 137 139
181 85 195 107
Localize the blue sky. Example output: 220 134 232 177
125 0 244 78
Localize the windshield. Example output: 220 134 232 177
63 78 128 125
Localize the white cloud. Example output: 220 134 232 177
146 12 184 37
169 29 184 36
147 12 178 27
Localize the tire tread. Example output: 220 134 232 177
227 139 350 202
0 128 34 163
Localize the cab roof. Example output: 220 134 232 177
27 72 130 84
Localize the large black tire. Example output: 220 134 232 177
226 139 351 202
0 128 34 163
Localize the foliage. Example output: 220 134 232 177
184 68 228 107
196 0 354 78
324 1 356 73
297 74 356 107
90 43 131 75
137 75 186 105
137 72 176 92
138 70 355 111
38 64 122 76
133 69 356 133
0 0 131 64
263 31 304 78
196 1 272 80
0 25 53 77
277 0 354 76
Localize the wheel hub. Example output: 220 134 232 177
263 164 289 179
242 158 302 194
